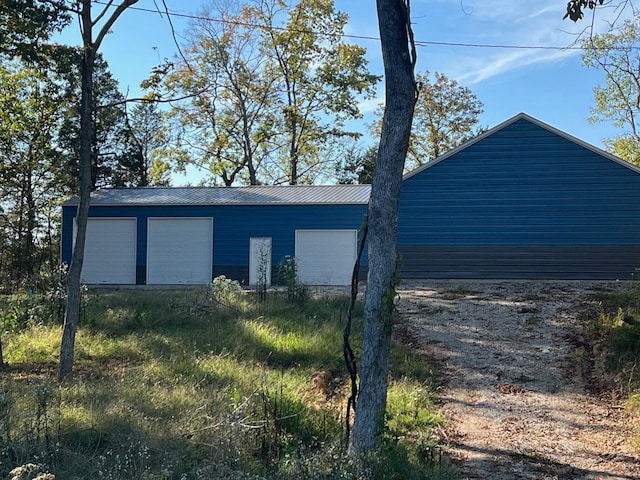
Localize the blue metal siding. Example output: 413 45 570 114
398 245 640 280
62 203 368 284
399 119 640 246
397 118 640 279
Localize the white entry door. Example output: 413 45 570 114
147 218 213 284
249 237 272 286
295 230 357 285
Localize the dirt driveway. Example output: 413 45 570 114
397 280 640 480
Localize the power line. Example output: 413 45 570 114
91 0 638 52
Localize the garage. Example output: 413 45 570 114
61 186 369 286
397 113 640 280
295 230 357 285
78 218 136 284
147 218 213 284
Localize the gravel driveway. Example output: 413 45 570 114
397 280 640 480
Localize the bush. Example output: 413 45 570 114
276 256 308 305
211 276 244 307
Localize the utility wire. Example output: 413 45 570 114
90 0 639 52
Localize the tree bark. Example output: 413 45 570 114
349 0 416 454
59 0 139 381
59 2 94 381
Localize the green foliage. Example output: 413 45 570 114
0 48 147 290
58 53 150 190
335 145 377 184
369 70 483 171
0 289 447 478
582 15 640 165
211 275 245 307
126 101 171 186
276 256 309 305
587 285 640 448
0 60 71 289
154 0 378 186
275 440 455 480
587 286 640 390
0 290 67 334
605 135 640 166
0 0 71 62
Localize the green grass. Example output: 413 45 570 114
584 284 640 447
0 287 452 479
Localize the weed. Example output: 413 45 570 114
583 284 640 449
628 392 640 414
211 276 245 308
276 256 309 305
0 289 447 479
0 385 12 442
442 285 477 299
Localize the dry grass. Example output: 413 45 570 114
0 285 451 479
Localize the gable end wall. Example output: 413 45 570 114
397 118 640 279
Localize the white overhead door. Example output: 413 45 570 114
76 218 137 285
295 230 357 285
147 218 213 284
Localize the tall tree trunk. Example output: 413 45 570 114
25 156 36 285
59 0 139 381
289 126 298 185
59 2 94 381
349 0 416 454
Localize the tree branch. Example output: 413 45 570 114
93 0 115 27
94 0 139 51
97 88 210 109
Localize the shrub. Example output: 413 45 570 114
276 256 308 305
211 276 244 307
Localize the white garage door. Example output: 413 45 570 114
295 230 357 285
76 218 137 285
147 218 213 284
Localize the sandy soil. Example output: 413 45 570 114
396 280 640 480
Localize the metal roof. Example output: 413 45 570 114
63 184 372 206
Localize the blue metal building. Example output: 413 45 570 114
397 113 640 279
61 113 640 283
61 185 370 286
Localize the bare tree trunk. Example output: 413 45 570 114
59 3 94 381
59 0 139 381
349 0 416 454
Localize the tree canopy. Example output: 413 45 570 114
582 15 640 165
154 0 378 186
354 70 483 180
0 60 69 288
0 0 70 61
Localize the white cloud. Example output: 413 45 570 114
341 0 636 88
452 48 574 85
405 0 631 85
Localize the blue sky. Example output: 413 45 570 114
58 0 633 183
